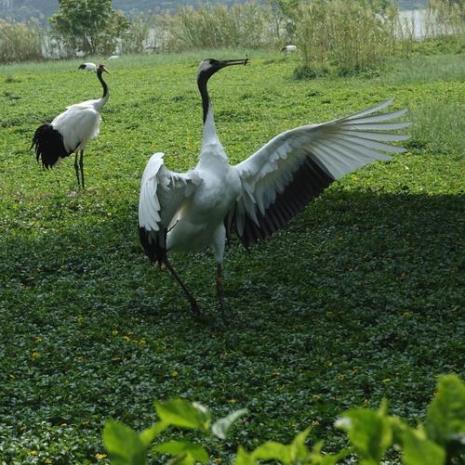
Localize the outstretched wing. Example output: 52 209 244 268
229 99 409 247
138 152 199 265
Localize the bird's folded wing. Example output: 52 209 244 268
138 152 199 263
52 106 101 152
229 99 410 247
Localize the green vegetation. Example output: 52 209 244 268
103 375 465 465
5 0 465 75
50 0 129 55
0 50 465 464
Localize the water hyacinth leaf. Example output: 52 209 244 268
153 440 209 463
139 422 168 448
154 399 211 431
289 427 312 463
401 427 446 465
336 407 392 463
103 420 146 465
309 441 349 465
251 428 311 464
212 408 248 439
235 446 257 465
425 375 465 447
252 441 292 464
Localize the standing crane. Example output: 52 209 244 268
32 63 110 189
138 58 409 317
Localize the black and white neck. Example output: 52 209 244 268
96 64 109 106
197 58 248 125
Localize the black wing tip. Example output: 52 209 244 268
232 157 334 247
32 123 70 168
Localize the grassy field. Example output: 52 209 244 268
1 51 465 464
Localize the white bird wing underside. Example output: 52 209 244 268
52 106 101 153
230 99 410 247
139 151 199 233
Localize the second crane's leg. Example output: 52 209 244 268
164 258 200 316
79 150 85 189
74 153 81 188
212 225 227 320
216 263 226 319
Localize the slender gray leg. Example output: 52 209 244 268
79 151 85 189
216 263 226 319
74 153 81 188
164 258 200 316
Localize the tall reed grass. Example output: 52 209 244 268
293 0 399 77
5 0 465 75
0 19 43 64
153 3 276 51
426 0 465 37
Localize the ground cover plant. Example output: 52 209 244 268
103 375 465 465
0 51 464 464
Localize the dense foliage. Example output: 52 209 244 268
103 375 465 465
3 0 465 73
0 50 465 464
49 0 129 55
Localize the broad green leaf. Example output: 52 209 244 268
154 399 211 432
139 422 168 448
166 454 195 465
425 375 465 447
401 427 446 465
153 440 209 464
235 446 257 465
251 428 311 464
290 427 311 463
212 408 248 439
336 407 392 463
103 420 146 465
252 441 292 464
309 441 349 465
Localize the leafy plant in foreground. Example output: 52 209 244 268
103 375 465 465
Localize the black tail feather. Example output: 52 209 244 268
139 227 167 267
32 123 71 168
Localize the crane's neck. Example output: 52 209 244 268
198 74 219 145
196 74 228 170
198 75 211 126
96 69 109 109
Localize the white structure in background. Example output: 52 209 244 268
398 9 428 39
397 8 456 40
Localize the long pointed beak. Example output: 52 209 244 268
103 68 110 74
220 58 249 67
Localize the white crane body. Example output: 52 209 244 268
50 105 101 154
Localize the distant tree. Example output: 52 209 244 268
50 0 129 56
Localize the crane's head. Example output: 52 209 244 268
97 64 110 75
197 58 248 84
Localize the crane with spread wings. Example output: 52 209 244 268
139 58 409 317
